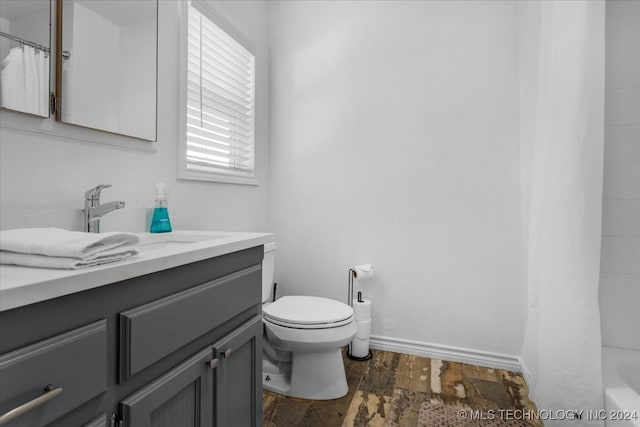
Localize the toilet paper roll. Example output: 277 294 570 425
353 264 374 282
355 309 371 322
351 337 370 358
352 299 371 321
356 319 371 339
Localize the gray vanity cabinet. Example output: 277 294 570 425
0 246 264 427
119 347 214 426
212 316 262 427
119 315 262 427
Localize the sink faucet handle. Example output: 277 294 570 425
85 184 112 201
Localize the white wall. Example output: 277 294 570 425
0 0 270 234
269 0 524 361
516 0 541 330
600 0 640 351
516 0 542 391
4 4 50 47
0 17 9 58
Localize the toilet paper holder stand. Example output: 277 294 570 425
347 268 373 361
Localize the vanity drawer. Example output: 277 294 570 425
0 320 107 427
120 264 261 379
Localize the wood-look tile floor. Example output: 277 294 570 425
263 349 540 427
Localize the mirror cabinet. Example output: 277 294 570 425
0 0 158 142
56 0 157 141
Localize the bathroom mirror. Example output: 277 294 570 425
0 0 51 118
56 0 157 141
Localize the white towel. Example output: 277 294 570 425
0 249 138 269
0 228 140 269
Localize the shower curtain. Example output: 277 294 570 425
520 0 605 425
1 45 49 116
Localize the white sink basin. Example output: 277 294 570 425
136 231 230 252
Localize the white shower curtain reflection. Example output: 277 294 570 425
37 49 48 115
1 45 49 116
520 1 605 425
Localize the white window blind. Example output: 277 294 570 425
184 2 255 182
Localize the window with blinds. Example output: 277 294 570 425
180 1 256 184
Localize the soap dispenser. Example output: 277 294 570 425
150 183 172 233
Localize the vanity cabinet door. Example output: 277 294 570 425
119 348 213 427
212 316 262 427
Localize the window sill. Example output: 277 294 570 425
177 170 258 186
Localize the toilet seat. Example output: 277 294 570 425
263 296 354 329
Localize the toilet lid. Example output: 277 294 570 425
263 296 353 326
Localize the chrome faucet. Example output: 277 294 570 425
84 184 125 233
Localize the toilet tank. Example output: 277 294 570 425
262 242 277 302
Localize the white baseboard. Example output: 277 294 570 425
369 335 522 372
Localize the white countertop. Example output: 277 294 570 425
0 230 275 312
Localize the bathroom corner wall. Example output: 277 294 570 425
599 0 640 351
268 1 524 360
516 0 541 338
0 1 270 234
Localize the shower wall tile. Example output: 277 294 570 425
601 3 640 351
605 50 640 89
604 126 640 162
602 161 640 199
600 273 640 312
606 0 640 18
605 88 640 126
605 12 640 52
601 309 640 350
600 236 640 275
602 199 640 236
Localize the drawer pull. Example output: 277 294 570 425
223 349 232 358
208 359 219 369
0 385 63 425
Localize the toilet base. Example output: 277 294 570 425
262 370 290 396
262 348 349 400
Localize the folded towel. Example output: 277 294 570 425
0 249 138 269
0 228 140 269
0 228 139 259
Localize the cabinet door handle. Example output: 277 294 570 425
223 349 232 358
0 385 63 425
208 359 219 369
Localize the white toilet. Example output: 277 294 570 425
261 242 357 400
